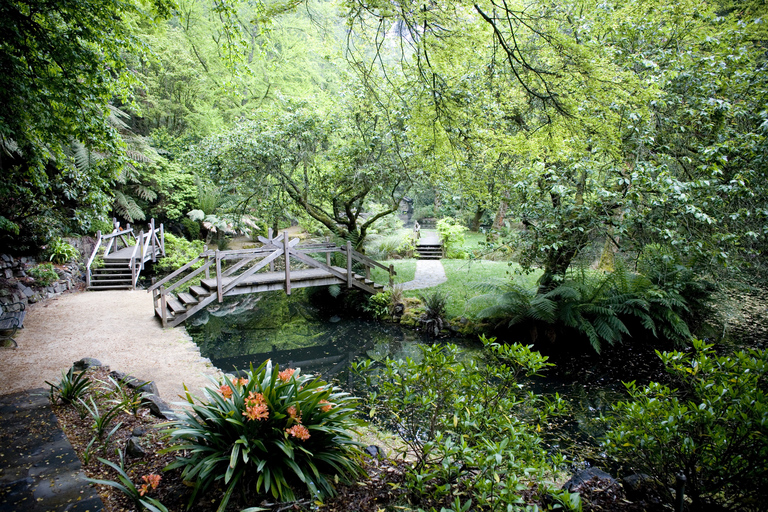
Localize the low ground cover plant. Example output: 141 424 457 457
28 262 59 286
603 339 768 511
163 361 365 510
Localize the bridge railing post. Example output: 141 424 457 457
216 250 223 302
346 241 353 288
389 264 394 288
269 228 275 271
284 232 292 295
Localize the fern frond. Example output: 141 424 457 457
133 184 157 202
114 191 146 223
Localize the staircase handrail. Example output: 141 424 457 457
85 231 104 288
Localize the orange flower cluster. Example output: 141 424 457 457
319 400 333 413
287 405 301 421
219 384 233 399
243 391 269 421
139 474 161 496
278 368 296 382
234 377 248 387
286 424 310 441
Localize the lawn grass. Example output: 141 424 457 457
372 257 543 318
370 258 418 284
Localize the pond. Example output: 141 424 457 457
185 289 629 465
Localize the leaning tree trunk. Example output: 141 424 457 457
471 205 485 231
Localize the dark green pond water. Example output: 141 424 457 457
185 289 626 464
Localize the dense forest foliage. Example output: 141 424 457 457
2 0 765 273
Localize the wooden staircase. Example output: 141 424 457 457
86 219 165 290
89 260 140 290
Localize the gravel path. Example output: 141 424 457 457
0 290 221 407
400 260 447 290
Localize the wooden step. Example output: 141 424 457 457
166 295 187 314
155 306 175 319
177 292 199 306
189 285 212 298
89 278 132 284
88 285 132 290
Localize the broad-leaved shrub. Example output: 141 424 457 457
604 339 768 511
353 338 578 511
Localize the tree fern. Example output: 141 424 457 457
114 191 146 223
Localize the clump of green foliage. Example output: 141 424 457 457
162 361 364 509
154 233 205 274
46 238 79 263
418 289 448 336
46 366 91 405
28 262 59 286
436 216 468 258
363 289 392 319
469 263 700 352
604 339 768 512
353 339 579 511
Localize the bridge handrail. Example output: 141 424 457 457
147 253 212 293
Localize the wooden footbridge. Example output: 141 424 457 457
86 219 165 290
147 232 395 327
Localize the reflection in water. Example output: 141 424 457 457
186 291 479 384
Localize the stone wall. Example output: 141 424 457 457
0 254 82 309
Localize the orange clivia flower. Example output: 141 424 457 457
243 403 269 421
278 368 296 382
235 377 248 387
219 385 233 399
287 405 301 421
139 474 161 496
319 400 333 413
246 391 265 406
286 424 310 441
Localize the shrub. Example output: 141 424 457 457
418 290 448 336
363 290 392 319
162 361 364 509
46 237 80 263
436 216 468 258
352 339 577 511
603 339 768 511
469 264 694 353
28 262 59 286
155 233 205 274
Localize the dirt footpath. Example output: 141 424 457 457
0 289 222 407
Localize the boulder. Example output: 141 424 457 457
108 371 159 396
621 473 665 503
141 394 177 421
562 468 616 492
72 358 103 371
364 445 386 459
126 437 147 458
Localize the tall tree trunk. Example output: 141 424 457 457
492 190 510 230
471 205 485 231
